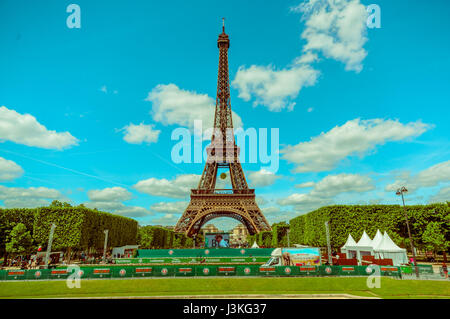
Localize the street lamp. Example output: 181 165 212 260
44 224 56 269
396 186 419 278
287 229 290 248
102 229 109 264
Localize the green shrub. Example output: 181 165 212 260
288 204 450 249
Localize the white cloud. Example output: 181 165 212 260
282 118 431 173
386 160 450 193
150 201 188 214
313 173 374 196
256 196 267 206
87 187 132 202
0 186 63 208
0 106 79 150
0 157 24 181
232 0 369 111
261 206 282 215
85 201 151 218
122 123 160 144
133 174 200 199
429 186 450 203
145 84 243 131
232 64 319 111
149 213 180 226
248 169 281 187
278 173 374 212
295 181 315 188
292 0 368 72
85 186 151 218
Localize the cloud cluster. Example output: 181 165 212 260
278 173 374 212
248 169 281 187
429 186 450 204
150 201 188 214
0 157 24 181
133 174 200 199
386 160 450 193
122 123 160 144
293 0 368 72
0 186 63 208
282 118 431 173
232 0 369 111
232 64 319 112
0 106 79 150
87 187 132 202
146 84 243 131
85 187 151 218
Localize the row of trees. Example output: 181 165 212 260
137 225 203 249
247 203 449 255
246 222 289 248
288 204 449 253
0 201 138 261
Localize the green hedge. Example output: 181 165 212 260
271 223 290 247
288 204 450 249
1 206 138 255
137 226 195 249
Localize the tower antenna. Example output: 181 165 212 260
222 17 225 32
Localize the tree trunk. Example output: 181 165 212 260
443 251 448 263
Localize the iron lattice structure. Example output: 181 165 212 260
175 22 271 237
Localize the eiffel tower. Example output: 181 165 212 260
175 20 271 237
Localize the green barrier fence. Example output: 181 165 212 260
0 264 408 281
236 265 260 276
195 265 218 276
136 248 274 258
114 256 268 264
417 264 434 274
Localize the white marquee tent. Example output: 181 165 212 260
341 230 375 264
340 234 357 258
371 230 383 249
341 230 408 266
373 231 408 266
251 241 260 248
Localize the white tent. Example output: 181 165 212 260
342 231 375 264
341 234 357 258
374 231 408 266
251 241 260 248
371 230 383 249
355 231 375 263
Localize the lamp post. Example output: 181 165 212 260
44 224 56 269
287 229 290 248
325 221 332 265
396 186 419 278
102 229 109 264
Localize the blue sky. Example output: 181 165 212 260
0 0 449 231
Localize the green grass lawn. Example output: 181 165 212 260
0 277 449 299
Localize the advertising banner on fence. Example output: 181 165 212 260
281 248 321 266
